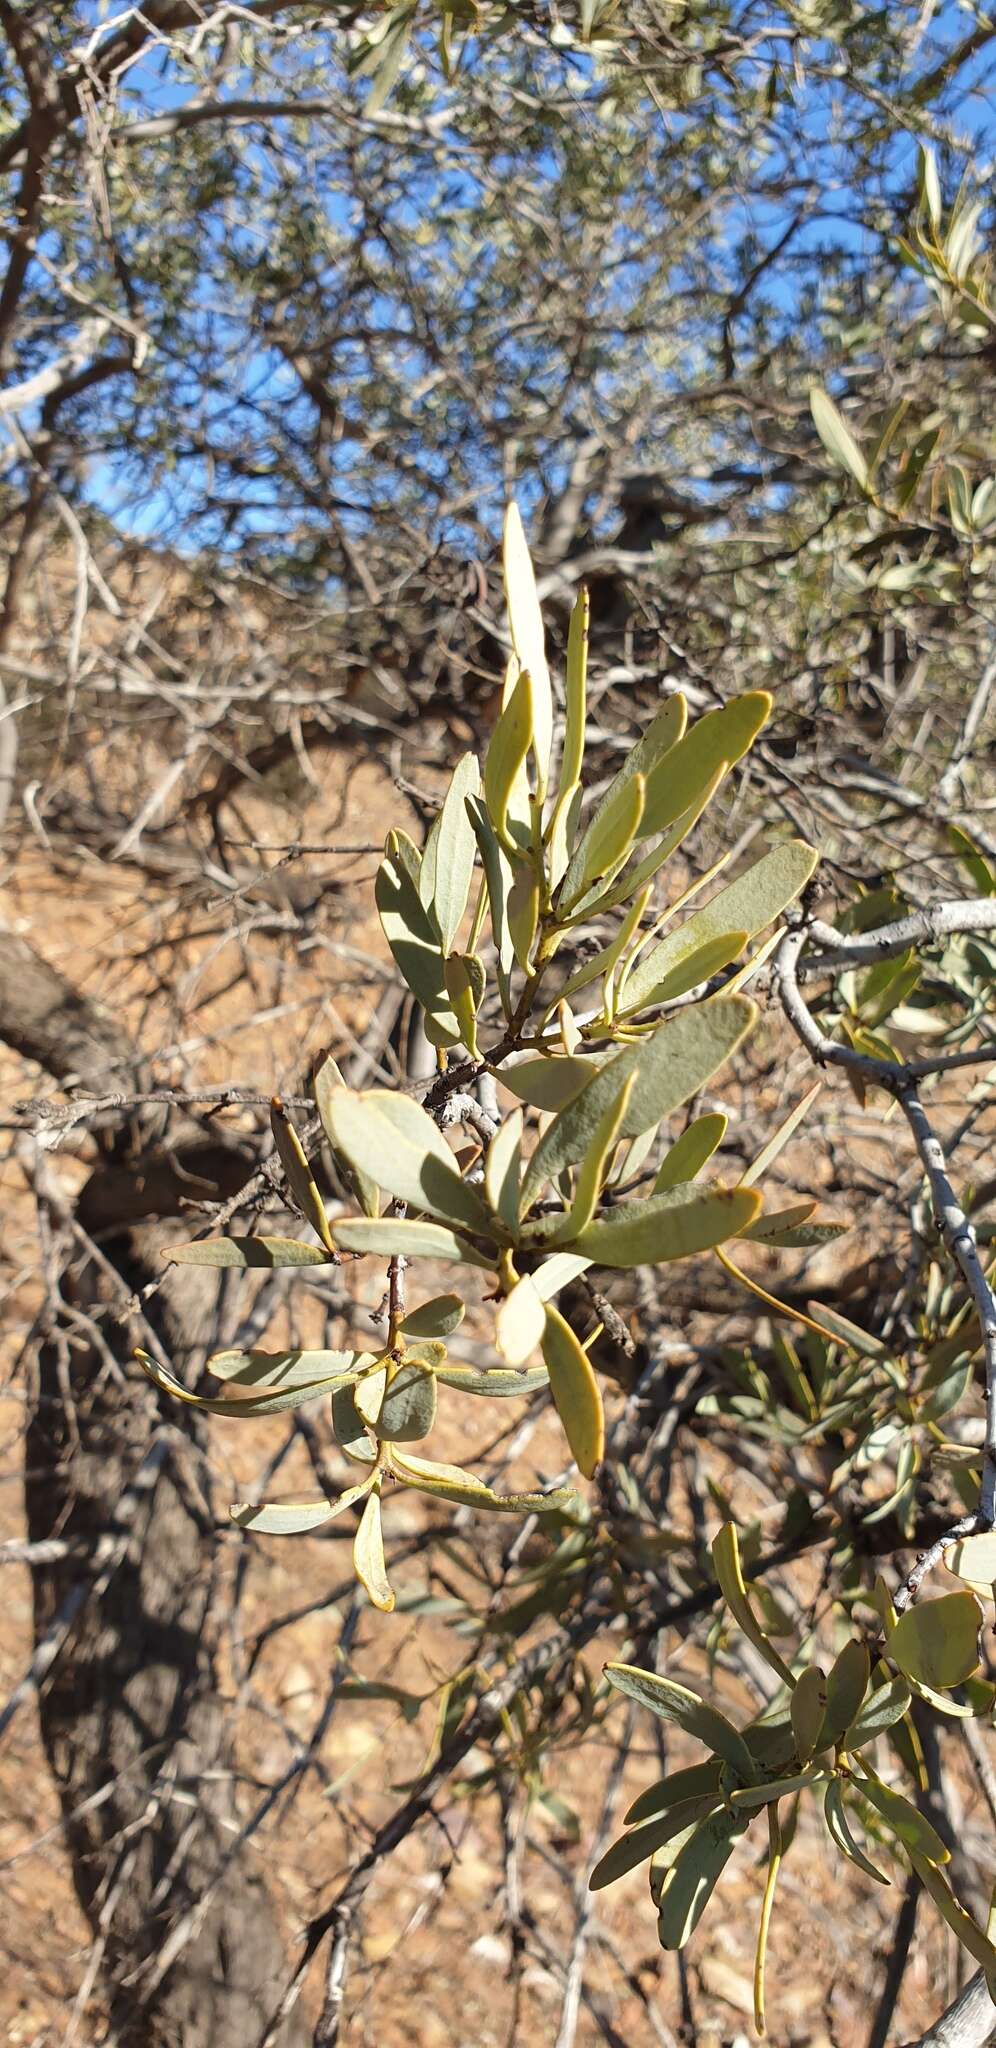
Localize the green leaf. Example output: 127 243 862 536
823 1778 889 1885
433 1363 550 1398
654 1112 727 1193
639 691 771 840
376 833 459 1038
578 761 728 922
948 825 996 896
791 1665 828 1761
567 1183 760 1268
485 1110 523 1229
558 771 645 911
313 1052 379 1217
164 1236 332 1270
424 753 481 952
541 1305 604 1476
946 1533 996 1588
332 1384 377 1463
207 1347 367 1389
484 665 533 850
399 1295 466 1340
444 953 483 1056
549 1072 636 1244
269 1095 335 1249
656 1807 750 1949
909 1853 996 1979
334 1216 497 1267
135 1349 342 1418
560 883 652 1011
496 1274 546 1366
467 793 516 991
712 1522 795 1686
531 1251 593 1300
889 1593 981 1690
321 1088 491 1235
390 1448 580 1515
810 386 871 493
746 1219 848 1250
498 1054 604 1112
503 503 551 797
729 1768 823 1809
520 998 756 1211
230 1478 375 1535
547 587 589 886
621 929 746 1012
605 1664 756 1781
590 1795 721 1891
625 1761 723 1826
374 1361 438 1441
739 1201 815 1242
858 1773 949 1863
621 843 818 1015
581 697 687 868
842 1676 911 1748
822 1641 870 1748
507 863 540 971
354 1490 395 1612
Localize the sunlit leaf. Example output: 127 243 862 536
810 385 871 492
541 1304 605 1476
621 928 746 1012
321 1088 491 1234
135 1349 340 1417
230 1477 375 1536
313 1051 379 1217
507 862 540 971
376 833 459 1038
547 587 589 885
558 770 645 910
354 1489 395 1611
621 842 818 1015
567 1183 760 1267
889 1593 981 1691
390 1447 580 1515
400 1294 466 1340
503 503 551 795
485 1109 523 1229
654 1112 727 1192
605 1664 756 1780
549 1072 636 1244
335 1216 497 1267
496 1273 547 1365
433 1362 550 1397
484 664 534 849
639 691 771 840
843 1675 911 1748
164 1235 332 1269
374 1361 438 1441
207 1346 367 1389
712 1522 795 1686
947 1533 996 1586
498 1053 605 1111
425 752 481 951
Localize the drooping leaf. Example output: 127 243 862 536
335 1216 497 1267
520 998 756 1210
566 1183 760 1267
321 1089 491 1234
230 1478 375 1536
842 1675 911 1748
269 1096 335 1250
541 1305 604 1476
313 1051 380 1216
739 1202 817 1242
823 1778 890 1885
712 1522 795 1686
858 1773 949 1863
822 1640 870 1748
653 1112 728 1193
791 1665 828 1761
810 385 871 493
621 842 819 1015
558 770 645 911
889 1593 981 1690
625 1761 723 1827
503 503 551 796
638 691 772 840
484 1109 523 1230
909 1853 996 1979
740 1082 822 1188
376 833 459 1039
400 1295 466 1340
207 1347 367 1389
496 1274 547 1366
353 1489 395 1611
135 1349 342 1417
390 1448 580 1515
433 1363 550 1398
605 1664 756 1780
484 665 534 849
590 1795 721 1891
164 1235 332 1270
656 1807 750 1949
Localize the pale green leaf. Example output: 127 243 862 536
654 1112 727 1193
207 1347 367 1389
843 1676 911 1748
713 1522 796 1686
484 1109 523 1230
400 1295 465 1340
625 1761 723 1827
507 863 540 971
496 1274 546 1365
740 1082 822 1188
334 1216 497 1267
858 1773 949 1863
269 1096 335 1250
135 1349 342 1417
484 664 533 849
498 1053 605 1112
810 385 870 492
822 1640 870 1748
567 1183 760 1267
541 1304 604 1476
889 1593 981 1690
791 1665 828 1761
639 691 771 840
549 1072 636 1244
590 1794 720 1891
313 1052 379 1216
164 1236 332 1270
910 1854 996 1978
376 1361 437 1441
426 753 480 951
321 1088 491 1234
621 842 818 1015
390 1447 580 1514
605 1663 756 1780
558 771 645 911
823 1779 889 1884
354 1490 395 1611
433 1363 549 1397
467 793 516 988
619 928 745 1012
656 1807 750 1949
376 834 459 1038
230 1478 375 1535
547 587 589 886
531 1251 592 1299
503 503 551 796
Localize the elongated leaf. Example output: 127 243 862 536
313 1051 379 1217
547 587 589 886
559 771 645 910
822 1640 870 1748
858 1773 949 1863
230 1478 375 1535
354 1490 394 1611
744 1218 846 1251
654 1112 727 1193
496 1274 546 1366
485 1110 523 1229
580 761 728 922
811 385 870 492
484 665 534 848
605 1664 756 1780
561 883 652 1010
354 1364 387 1426
332 1384 377 1463
503 503 551 796
400 1295 465 1340
791 1666 828 1761
713 1522 795 1686
335 1216 497 1268
269 1096 335 1250
433 1363 550 1397
730 1769 823 1810
541 1305 604 1476
531 1251 592 1299
376 834 459 1038
390 1448 580 1515
164 1235 332 1270
498 1053 605 1111
507 863 540 971
135 1349 341 1418
622 842 818 1015
843 1675 911 1748
889 1593 981 1690
374 1361 437 1441
639 691 771 840
520 998 756 1210
621 928 745 1012
590 1794 720 1891
909 1853 996 1978
567 1183 760 1268
656 1807 750 1949
426 752 481 951
207 1347 367 1389
740 1082 822 1188
322 1089 491 1234
823 1778 889 1884
550 1073 636 1245
625 1761 723 1827
466 793 516 994
444 953 481 1056
739 1201 817 1243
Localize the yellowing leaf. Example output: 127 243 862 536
558 770 645 910
639 691 771 840
390 1447 579 1515
424 752 481 952
810 385 871 493
549 1071 636 1244
230 1477 375 1535
376 834 459 1039
653 1112 727 1193
495 1274 546 1366
353 1490 395 1611
621 841 818 1015
547 586 589 885
946 1533 996 1586
269 1096 335 1250
889 1592 981 1690
712 1522 795 1686
541 1304 605 1476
